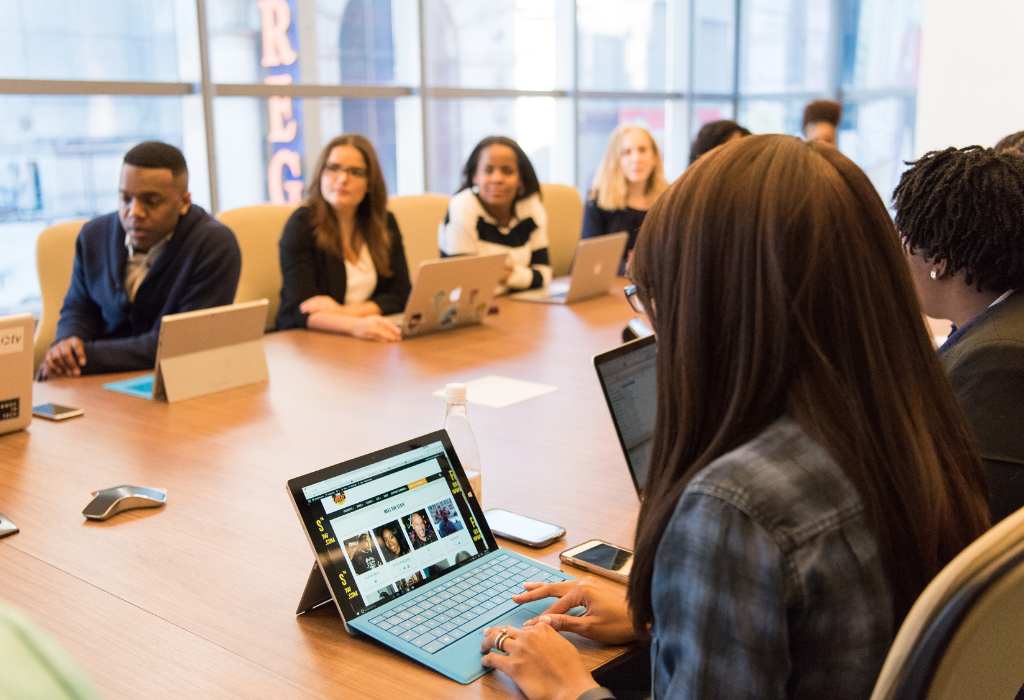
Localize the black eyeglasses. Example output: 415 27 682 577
323 163 368 179
623 284 645 314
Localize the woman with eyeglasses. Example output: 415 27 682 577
276 134 411 341
438 136 550 294
476 135 990 700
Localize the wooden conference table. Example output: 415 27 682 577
0 292 642 699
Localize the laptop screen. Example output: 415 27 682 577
290 434 491 619
594 335 657 497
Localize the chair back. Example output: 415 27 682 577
539 183 584 277
217 205 296 330
34 219 87 370
388 194 449 281
871 505 1024 700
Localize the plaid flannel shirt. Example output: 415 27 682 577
649 416 894 699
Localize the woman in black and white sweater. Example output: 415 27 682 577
438 136 550 295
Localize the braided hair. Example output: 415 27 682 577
892 146 1024 292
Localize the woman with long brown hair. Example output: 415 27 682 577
276 134 411 341
476 135 990 699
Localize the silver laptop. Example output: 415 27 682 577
511 231 628 305
0 313 34 435
593 334 657 499
393 254 506 338
287 430 579 684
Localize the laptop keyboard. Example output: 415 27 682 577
368 553 563 654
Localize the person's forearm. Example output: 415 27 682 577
343 301 381 317
80 335 158 374
505 265 538 290
307 313 361 336
312 301 381 318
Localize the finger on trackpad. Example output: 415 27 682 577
478 607 534 640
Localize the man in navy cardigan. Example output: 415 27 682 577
36 142 241 379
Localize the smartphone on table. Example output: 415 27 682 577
32 403 84 421
559 539 633 583
484 509 566 548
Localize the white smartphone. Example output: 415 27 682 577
32 403 84 421
484 509 566 548
559 539 633 583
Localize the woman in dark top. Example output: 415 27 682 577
581 125 668 273
276 134 411 341
895 145 1024 523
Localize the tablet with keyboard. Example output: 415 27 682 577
287 430 578 684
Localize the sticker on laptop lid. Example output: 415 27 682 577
0 326 26 355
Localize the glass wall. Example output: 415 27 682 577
1 0 922 317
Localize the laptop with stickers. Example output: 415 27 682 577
392 254 506 338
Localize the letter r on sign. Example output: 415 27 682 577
258 0 298 67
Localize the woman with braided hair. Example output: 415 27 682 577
894 145 1024 523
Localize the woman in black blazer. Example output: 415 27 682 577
276 134 411 341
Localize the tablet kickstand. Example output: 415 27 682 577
296 563 335 615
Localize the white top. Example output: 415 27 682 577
343 244 378 306
438 189 552 294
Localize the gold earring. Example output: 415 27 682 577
930 271 937 279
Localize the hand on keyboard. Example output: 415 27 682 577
369 554 565 655
516 578 639 645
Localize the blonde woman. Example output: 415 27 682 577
582 125 669 273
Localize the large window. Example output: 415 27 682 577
1 0 920 317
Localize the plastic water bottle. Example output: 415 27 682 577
443 383 482 505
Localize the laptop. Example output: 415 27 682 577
511 231 628 305
393 254 506 338
104 300 269 403
287 430 579 684
593 334 657 499
0 313 34 436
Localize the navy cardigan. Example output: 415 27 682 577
275 206 412 330
54 205 241 375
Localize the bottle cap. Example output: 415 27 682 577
445 383 467 404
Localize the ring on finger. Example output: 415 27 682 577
494 627 509 652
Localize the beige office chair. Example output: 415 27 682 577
539 183 584 277
34 219 87 371
388 194 449 282
870 505 1024 700
217 204 296 330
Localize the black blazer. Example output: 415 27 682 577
275 206 412 330
943 291 1024 523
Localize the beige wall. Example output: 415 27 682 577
916 0 1024 155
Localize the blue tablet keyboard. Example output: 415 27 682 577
368 553 563 654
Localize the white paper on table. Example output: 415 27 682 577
432 375 558 409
